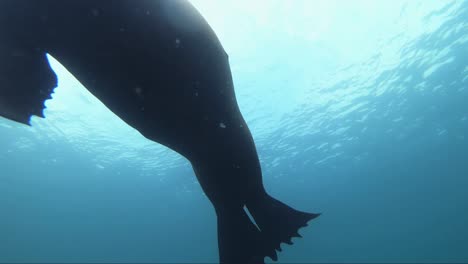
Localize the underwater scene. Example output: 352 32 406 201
1 0 467 263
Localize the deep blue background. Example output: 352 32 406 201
1 0 467 263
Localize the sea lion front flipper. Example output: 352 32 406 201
0 47 57 125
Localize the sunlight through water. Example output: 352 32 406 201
1 0 467 263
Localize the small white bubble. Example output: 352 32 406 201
119 27 125 32
219 122 226 128
91 8 100 16
146 10 151 15
195 92 198 96
175 38 181 48
135 86 143 95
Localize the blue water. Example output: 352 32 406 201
1 0 467 263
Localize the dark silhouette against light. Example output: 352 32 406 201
0 1 319 263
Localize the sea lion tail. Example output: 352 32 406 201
246 193 320 259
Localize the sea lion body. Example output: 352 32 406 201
0 1 319 263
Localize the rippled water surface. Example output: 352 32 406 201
1 0 467 262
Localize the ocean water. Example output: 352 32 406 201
1 0 467 263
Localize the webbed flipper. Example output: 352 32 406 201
0 47 57 125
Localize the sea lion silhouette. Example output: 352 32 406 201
0 1 320 263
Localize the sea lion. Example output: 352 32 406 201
0 1 320 263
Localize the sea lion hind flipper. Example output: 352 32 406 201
246 194 320 257
0 49 57 125
216 207 273 264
